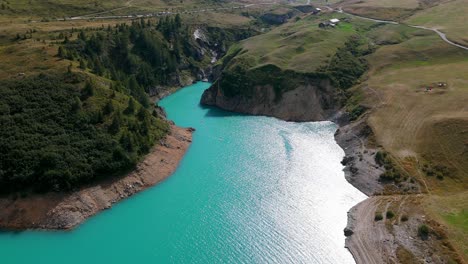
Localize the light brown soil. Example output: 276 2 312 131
0 125 193 230
346 195 462 264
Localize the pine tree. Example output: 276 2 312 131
103 100 114 115
124 98 135 114
79 59 86 70
71 97 82 113
78 31 86 41
109 115 121 134
57 46 66 58
137 107 147 121
81 80 95 100
175 14 182 29
120 133 133 152
93 57 104 76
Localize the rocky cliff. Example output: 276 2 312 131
201 75 342 122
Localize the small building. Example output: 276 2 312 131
330 18 340 24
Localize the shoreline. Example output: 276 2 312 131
0 125 193 231
334 116 387 263
335 116 448 264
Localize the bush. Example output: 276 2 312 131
375 151 387 166
418 224 430 239
386 211 395 219
375 212 383 221
401 215 409 222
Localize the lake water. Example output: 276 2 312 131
0 82 366 263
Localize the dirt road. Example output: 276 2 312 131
330 6 468 51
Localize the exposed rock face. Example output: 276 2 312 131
260 10 297 25
335 118 385 196
201 79 341 122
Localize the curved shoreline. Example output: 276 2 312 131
0 125 193 231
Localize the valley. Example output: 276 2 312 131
0 0 466 263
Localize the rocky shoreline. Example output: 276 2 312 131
200 81 450 263
0 125 193 230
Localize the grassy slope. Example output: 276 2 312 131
358 23 468 260
0 0 245 19
0 0 129 18
336 0 422 21
232 12 371 73
329 0 468 257
338 0 468 46
405 0 468 46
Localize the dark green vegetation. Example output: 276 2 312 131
375 212 384 221
422 163 453 180
375 151 408 183
386 210 395 219
317 36 370 91
59 16 255 97
418 224 430 239
0 13 255 194
0 73 168 193
60 16 200 97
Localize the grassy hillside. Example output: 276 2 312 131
0 0 227 18
336 0 423 21
212 12 376 101
405 0 468 46
231 13 372 73
337 0 468 46
352 22 468 260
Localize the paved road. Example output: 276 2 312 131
330 6 468 51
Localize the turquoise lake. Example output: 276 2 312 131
0 82 366 263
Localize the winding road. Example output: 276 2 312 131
330 6 468 51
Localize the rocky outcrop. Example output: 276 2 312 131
260 9 298 25
335 117 385 196
201 78 341 122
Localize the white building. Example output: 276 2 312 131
330 18 340 24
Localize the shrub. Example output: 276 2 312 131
401 215 409 222
375 212 383 221
418 224 430 239
386 211 395 219
375 151 387 166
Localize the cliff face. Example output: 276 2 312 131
201 78 341 122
